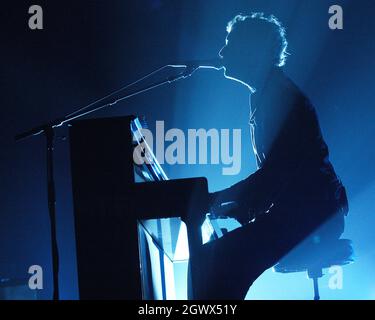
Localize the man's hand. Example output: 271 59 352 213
209 200 253 225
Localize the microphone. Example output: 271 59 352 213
169 58 224 77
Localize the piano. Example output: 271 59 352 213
69 116 210 299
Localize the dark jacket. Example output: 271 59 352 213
211 74 348 239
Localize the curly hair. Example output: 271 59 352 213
226 12 290 67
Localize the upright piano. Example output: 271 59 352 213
69 116 210 299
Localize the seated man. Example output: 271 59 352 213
189 13 348 299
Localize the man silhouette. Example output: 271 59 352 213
189 13 348 299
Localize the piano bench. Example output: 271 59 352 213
273 238 354 300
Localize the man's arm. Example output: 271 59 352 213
209 97 316 221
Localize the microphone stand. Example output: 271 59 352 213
15 67 196 300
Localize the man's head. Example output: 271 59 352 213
219 13 289 90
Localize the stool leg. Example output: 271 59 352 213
312 277 320 300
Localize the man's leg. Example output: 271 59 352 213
189 206 322 300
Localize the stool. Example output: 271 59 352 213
273 239 354 300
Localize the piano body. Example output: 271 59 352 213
69 116 209 299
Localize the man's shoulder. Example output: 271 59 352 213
283 77 316 112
